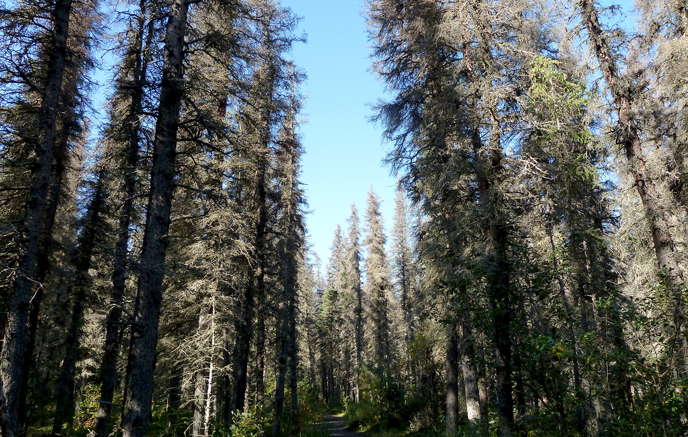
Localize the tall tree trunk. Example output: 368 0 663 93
288 326 300 434
446 323 459 434
18 67 73 434
473 117 513 436
328 358 335 404
306 317 318 400
231 283 253 413
255 314 265 405
120 0 189 434
203 306 215 437
96 6 151 436
401 264 412 395
320 359 327 403
253 179 267 407
489 221 513 437
232 123 270 416
192 299 211 437
0 0 73 435
52 171 107 435
166 364 182 436
354 282 363 403
272 233 299 437
192 367 207 436
220 344 232 430
578 0 688 372
460 324 481 423
251 55 274 409
478 345 489 435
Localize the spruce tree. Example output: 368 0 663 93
346 203 364 402
363 186 394 375
0 0 76 433
121 0 191 434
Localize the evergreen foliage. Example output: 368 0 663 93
1 0 688 436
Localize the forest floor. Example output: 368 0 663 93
325 414 365 436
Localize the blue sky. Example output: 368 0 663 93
281 0 397 268
90 0 636 273
282 0 637 270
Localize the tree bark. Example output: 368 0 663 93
272 222 299 436
253 165 268 406
52 172 106 436
18 59 74 434
231 280 253 413
203 312 215 437
192 368 206 436
354 275 363 403
0 0 73 435
120 0 189 434
460 324 481 423
166 364 182 436
306 314 318 400
578 0 688 373
472 115 513 436
347 206 363 403
288 327 300 434
255 314 265 404
96 6 151 436
446 323 459 434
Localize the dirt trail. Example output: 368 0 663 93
324 414 365 436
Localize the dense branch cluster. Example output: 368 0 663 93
1 0 311 436
1 0 688 436
325 0 688 435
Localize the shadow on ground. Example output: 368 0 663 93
325 414 364 436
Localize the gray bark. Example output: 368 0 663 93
192 368 206 437
52 172 107 436
446 323 459 434
120 0 189 434
578 0 688 373
460 324 481 423
166 364 182 435
0 0 73 435
18 51 75 432
96 5 151 436
231 277 253 413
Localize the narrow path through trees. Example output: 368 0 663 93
325 415 364 437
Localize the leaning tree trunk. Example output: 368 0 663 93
19 14 90 425
0 1 73 435
120 0 189 434
578 0 688 373
18 72 73 433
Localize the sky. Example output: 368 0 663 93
280 0 636 270
280 0 397 269
89 0 637 274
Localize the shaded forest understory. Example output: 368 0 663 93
2 0 688 436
